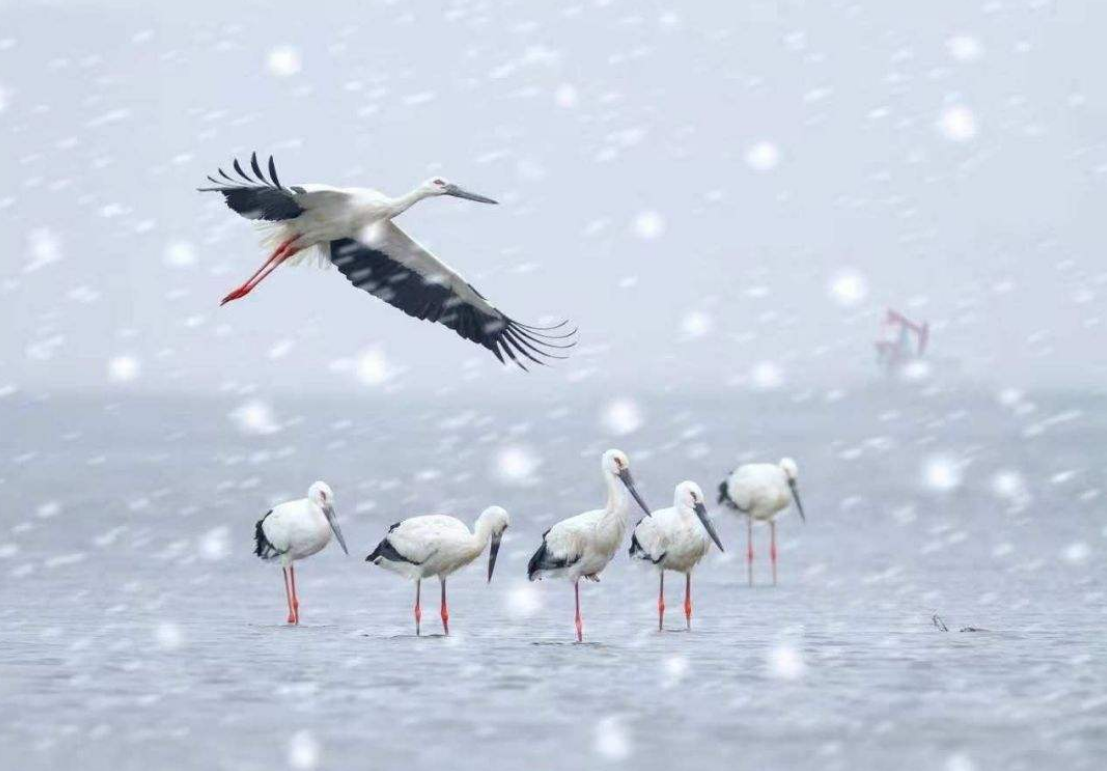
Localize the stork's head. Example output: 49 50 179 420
422 177 499 205
308 480 334 504
779 458 806 523
478 505 510 582
779 457 799 482
307 481 349 554
602 449 653 518
675 481 725 552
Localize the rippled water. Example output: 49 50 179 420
2 387 1104 770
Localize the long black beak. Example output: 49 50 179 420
487 534 502 582
693 501 725 551
618 469 653 517
324 504 349 554
789 481 806 523
445 183 498 205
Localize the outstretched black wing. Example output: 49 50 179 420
329 226 575 370
198 151 305 221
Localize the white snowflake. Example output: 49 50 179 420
746 141 780 171
107 355 140 383
766 644 806 680
828 270 868 307
938 106 977 142
230 400 281 435
602 399 643 435
267 46 302 77
632 211 665 240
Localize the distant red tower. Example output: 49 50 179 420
875 308 929 374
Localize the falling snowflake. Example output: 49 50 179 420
766 644 806 680
108 356 140 383
632 211 665 240
751 361 784 390
828 270 868 307
681 310 713 338
593 715 633 761
267 46 302 77
602 398 643 435
494 446 541 486
230 400 281 435
25 229 62 273
938 106 977 141
1062 542 1090 565
288 731 321 770
555 83 578 108
947 35 984 62
746 141 780 171
356 348 395 386
199 527 231 561
164 241 197 268
503 581 542 618
154 622 184 651
923 455 962 492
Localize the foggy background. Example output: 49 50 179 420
2 0 1104 398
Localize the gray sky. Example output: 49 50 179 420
2 0 1104 397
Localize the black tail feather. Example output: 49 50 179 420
253 511 279 560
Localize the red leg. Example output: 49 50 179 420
770 521 778 586
684 573 693 630
289 564 300 624
220 234 300 305
440 579 450 636
414 580 422 636
658 572 666 631
283 567 295 624
747 516 754 587
574 580 583 642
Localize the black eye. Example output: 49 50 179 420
433 178 445 185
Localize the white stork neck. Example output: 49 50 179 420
387 186 434 218
604 472 629 518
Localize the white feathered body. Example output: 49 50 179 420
261 498 334 565
723 463 792 521
530 477 632 582
631 504 712 574
372 514 490 581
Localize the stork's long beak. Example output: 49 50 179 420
618 468 653 518
324 504 349 554
445 183 498 205
487 533 503 582
789 481 807 523
693 501 726 552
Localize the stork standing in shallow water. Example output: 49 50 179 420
717 458 806 586
527 450 653 642
198 153 574 369
253 481 349 624
366 506 509 636
629 481 725 630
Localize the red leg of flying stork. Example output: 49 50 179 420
684 573 693 631
574 580 583 643
658 572 666 631
770 521 778 587
440 578 450 636
288 564 300 624
747 515 754 587
414 579 422 637
221 234 301 305
282 567 295 625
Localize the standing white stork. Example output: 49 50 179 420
629 481 725 631
527 450 653 642
366 506 509 636
717 458 806 586
253 481 349 624
199 152 575 369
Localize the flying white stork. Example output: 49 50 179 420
717 458 806 586
253 481 349 624
198 153 575 369
366 506 510 636
629 481 725 631
527 450 653 642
